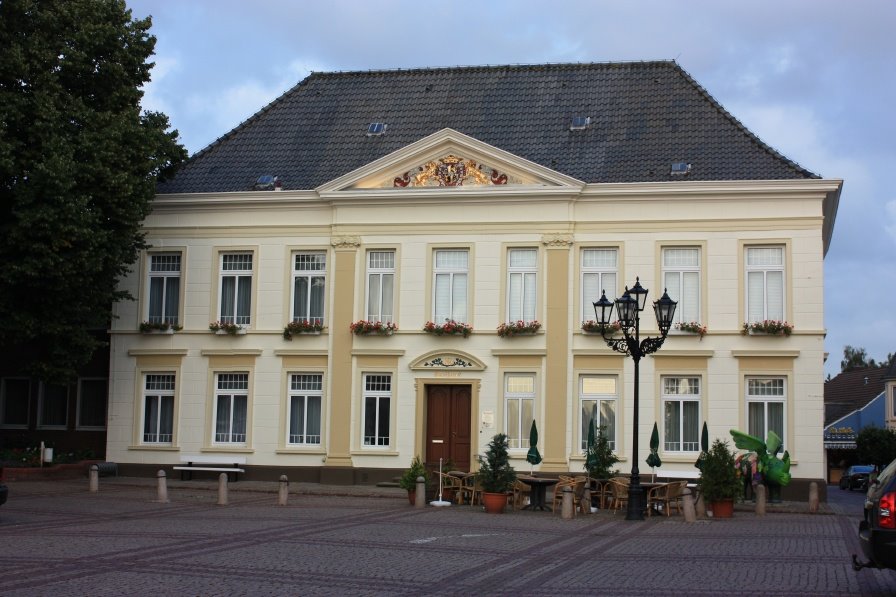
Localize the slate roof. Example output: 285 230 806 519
824 366 891 426
158 61 819 194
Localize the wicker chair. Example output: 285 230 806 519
436 472 463 504
607 479 630 513
647 481 687 517
512 479 532 509
551 477 578 512
458 476 483 506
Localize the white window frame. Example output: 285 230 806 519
362 373 392 448
746 377 786 449
147 252 182 325
213 373 249 445
365 250 395 323
76 378 107 430
432 249 469 323
0 377 30 429
292 251 327 325
662 247 700 325
504 374 535 450
38 382 69 429
661 376 701 452
579 375 617 452
142 373 175 444
288 373 323 446
219 253 253 326
745 246 785 323
581 248 618 322
507 248 537 323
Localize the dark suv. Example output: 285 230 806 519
841 465 876 491
856 458 896 570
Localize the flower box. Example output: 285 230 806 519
140 321 181 334
423 320 472 337
350 320 398 336
742 320 793 336
580 320 621 335
497 320 541 337
209 321 246 335
674 321 707 339
283 320 325 340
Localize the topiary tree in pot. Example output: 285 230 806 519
698 438 741 518
477 433 516 513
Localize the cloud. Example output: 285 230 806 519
885 201 896 245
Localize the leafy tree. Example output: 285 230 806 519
842 345 874 371
0 0 186 380
856 426 896 469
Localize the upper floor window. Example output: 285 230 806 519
433 249 468 323
504 374 535 450
363 374 391 447
507 248 537 323
291 252 326 325
745 246 784 322
214 373 248 444
220 253 252 326
366 251 394 323
288 374 322 445
582 248 617 321
0 378 30 428
662 376 700 452
746 377 786 448
143 374 174 444
580 375 617 451
663 248 700 324
148 253 181 324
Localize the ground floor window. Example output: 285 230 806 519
662 376 700 452
363 374 391 447
747 377 785 447
580 375 617 451
288 374 322 445
214 373 248 444
77 378 107 429
1 378 30 428
39 383 69 428
143 374 175 444
504 374 534 450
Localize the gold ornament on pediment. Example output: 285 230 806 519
541 233 574 247
392 154 513 188
330 236 361 249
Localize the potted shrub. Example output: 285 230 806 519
477 433 516 514
698 438 741 518
398 455 428 505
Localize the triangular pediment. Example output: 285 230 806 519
317 128 583 193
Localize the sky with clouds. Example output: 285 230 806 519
128 0 895 378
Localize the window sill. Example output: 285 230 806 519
128 445 181 451
201 447 255 454
350 449 399 456
276 448 327 455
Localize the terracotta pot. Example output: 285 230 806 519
407 490 416 505
482 491 508 514
711 499 734 518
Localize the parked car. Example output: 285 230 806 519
840 465 876 491
856 458 896 570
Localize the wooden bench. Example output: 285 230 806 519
173 455 247 482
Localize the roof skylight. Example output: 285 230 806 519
670 162 691 175
570 116 591 131
367 122 387 136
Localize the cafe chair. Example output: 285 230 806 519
648 480 687 517
459 476 483 506
512 479 532 510
551 477 578 512
607 479 629 513
436 472 463 504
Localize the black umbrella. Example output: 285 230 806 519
526 419 542 474
646 422 662 481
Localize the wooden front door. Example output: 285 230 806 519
426 385 471 472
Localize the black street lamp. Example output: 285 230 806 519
593 277 677 521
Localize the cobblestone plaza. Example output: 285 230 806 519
0 478 893 595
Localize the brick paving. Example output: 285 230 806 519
1 477 894 596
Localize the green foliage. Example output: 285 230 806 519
477 433 516 493
856 426 896 469
398 455 428 491
585 425 619 479
698 439 742 502
0 0 187 380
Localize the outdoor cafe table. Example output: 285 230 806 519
520 477 559 511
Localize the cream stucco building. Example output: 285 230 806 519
107 62 841 494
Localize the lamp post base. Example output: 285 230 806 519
625 484 645 521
